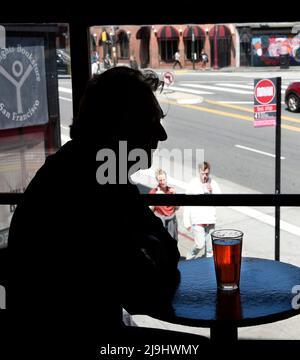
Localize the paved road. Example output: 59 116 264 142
59 70 300 193
58 70 300 339
158 71 300 194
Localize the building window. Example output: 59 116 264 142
116 30 129 59
183 26 205 61
209 24 232 68
157 26 179 62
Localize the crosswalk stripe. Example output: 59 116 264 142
174 83 289 96
215 83 253 90
215 82 288 90
168 85 212 95
180 83 253 94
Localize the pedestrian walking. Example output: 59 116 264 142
149 169 179 241
129 55 139 70
200 50 209 70
173 51 182 69
91 60 100 75
183 161 222 259
103 53 112 69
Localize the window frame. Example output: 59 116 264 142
0 20 300 263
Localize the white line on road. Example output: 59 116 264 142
216 83 288 91
177 98 203 104
219 101 254 104
219 101 286 105
216 83 254 90
229 207 300 237
59 96 72 102
168 85 212 95
235 144 285 159
180 83 253 94
59 86 72 94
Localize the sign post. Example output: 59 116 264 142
162 71 175 86
254 77 281 260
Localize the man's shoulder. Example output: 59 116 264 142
211 179 222 193
188 177 200 185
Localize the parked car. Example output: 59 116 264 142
285 82 300 112
56 49 71 75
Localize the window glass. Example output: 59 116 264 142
89 22 300 195
0 23 71 195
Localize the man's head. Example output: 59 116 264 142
199 161 210 183
155 169 167 190
70 67 167 160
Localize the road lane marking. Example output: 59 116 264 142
204 99 300 125
177 98 203 104
219 101 286 105
235 144 286 159
168 85 212 95
215 83 253 90
180 83 253 94
219 101 254 104
59 86 72 94
158 98 300 133
59 96 72 102
159 98 255 121
229 207 300 237
215 82 287 93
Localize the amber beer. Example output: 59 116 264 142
211 230 243 291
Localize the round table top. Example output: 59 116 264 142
170 257 300 328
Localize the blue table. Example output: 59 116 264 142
167 257 300 341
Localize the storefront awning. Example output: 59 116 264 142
157 25 179 39
136 26 151 39
209 25 231 39
183 26 205 40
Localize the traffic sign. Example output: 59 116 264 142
254 79 276 104
163 71 174 86
254 78 278 127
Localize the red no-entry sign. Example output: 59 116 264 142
254 79 276 104
254 78 278 127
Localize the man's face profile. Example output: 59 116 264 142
200 168 210 183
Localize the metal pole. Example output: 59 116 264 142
275 77 281 261
192 29 195 70
112 26 117 67
192 26 195 70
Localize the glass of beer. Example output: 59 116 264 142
211 229 243 291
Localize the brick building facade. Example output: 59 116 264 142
90 24 237 70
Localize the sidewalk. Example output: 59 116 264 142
126 169 300 340
155 65 300 73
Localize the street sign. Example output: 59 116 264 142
163 71 174 86
254 78 278 127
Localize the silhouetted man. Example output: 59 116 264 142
8 67 207 357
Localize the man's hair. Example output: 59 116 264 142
199 161 210 172
70 66 164 141
155 168 167 180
